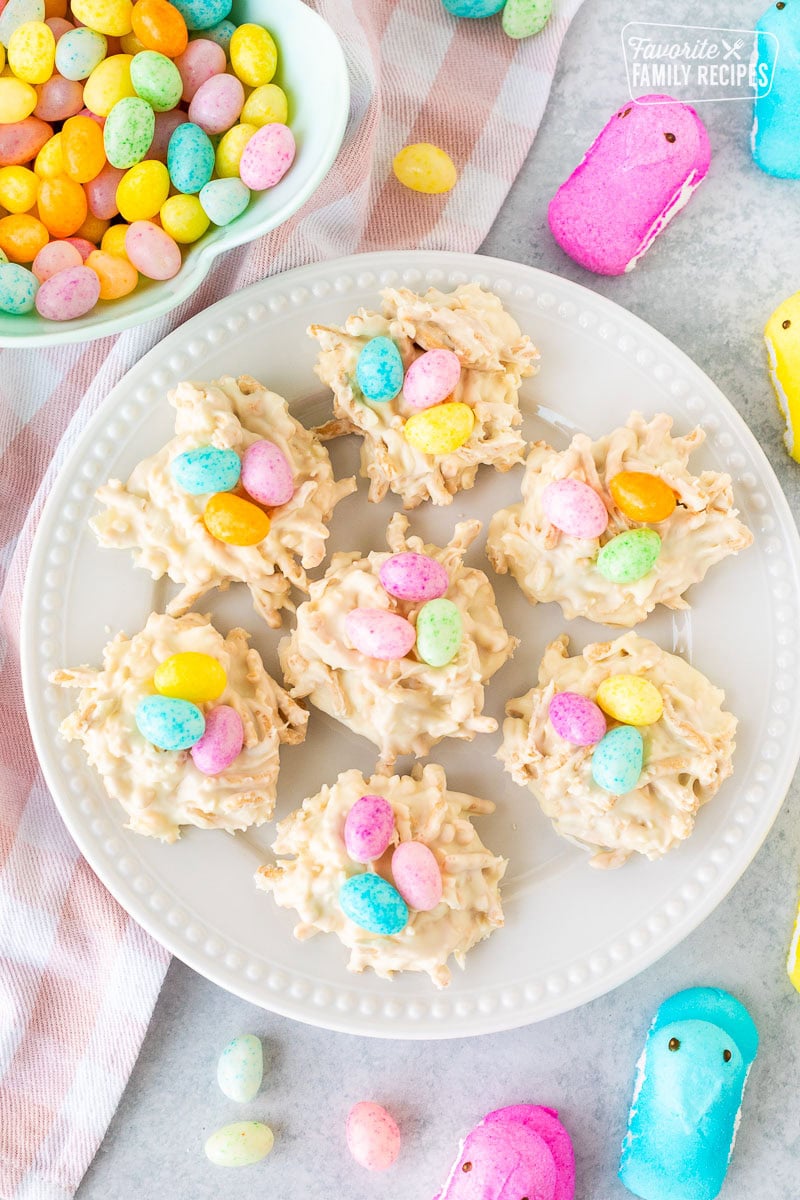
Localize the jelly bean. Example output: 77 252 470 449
240 439 294 507
415 598 462 667
609 471 677 524
144 106 185 159
82 52 134 116
0 259 37 310
591 725 643 794
344 608 416 660
198 175 248 224
130 0 187 57
229 21 275 87
441 0 505 13
502 0 552 39
130 48 181 110
31 235 80 279
75 210 108 242
789 901 800 994
216 1034 263 1103
173 35 224 100
135 693 204 750
55 25 105 77
596 528 661 584
393 142 457 194
379 553 448 603
116 158 169 219
76 106 105 127
346 1103 401 1173
214 121 254 177
84 159 122 216
171 444 240 493
167 119 213 192
0 0 44 48
37 175 87 236
339 873 408 936
119 31 145 55
45 16 72 37
203 491 270 545
204 1122 273 1168
0 77 37 123
356 336 403 403
32 128 61 174
170 0 231 33
403 348 461 410
596 674 663 727
159 191 207 242
0 163 37 211
403 402 474 455
64 234 93 258
70 0 132 37
61 113 105 180
154 650 226 702
7 19 54 82
33 73 84 121
124 218 180 277
100 219 127 255
241 82 286 128
1 115 51 164
190 704 244 775
541 477 609 540
85 247 136 296
104 95 153 166
548 691 606 746
344 794 395 864
238 121 294 190
187 70 243 134
391 841 442 911
35 262 99 317
195 17 233 54
0 211 47 259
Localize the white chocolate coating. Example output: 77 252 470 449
52 612 308 842
255 763 506 987
498 633 737 869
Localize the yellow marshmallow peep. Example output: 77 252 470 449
765 290 800 463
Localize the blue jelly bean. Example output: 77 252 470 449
170 0 231 32
170 445 241 494
591 725 643 794
0 262 38 314
167 122 215 194
193 18 235 55
135 695 205 751
199 177 250 225
752 1 800 179
441 0 505 15
339 872 408 936
356 336 404 403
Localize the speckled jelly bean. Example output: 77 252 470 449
65 234 94 259
135 693 205 750
391 841 442 911
0 78 38 123
203 491 270 545
0 261 38 311
356 336 404 403
124 218 180 277
344 608 416 660
173 35 225 100
55 26 106 78
197 175 248 224
8 20 55 83
548 691 606 746
344 794 395 863
346 1103 401 1172
241 82 286 127
1 117 52 166
609 471 677 524
441 0 505 14
204 1122 274 1168
104 95 154 166
403 401 474 455
415 598 462 667
541 478 609 540
32 237 81 280
167 119 213 191
153 650 226 702
130 48 182 110
171 445 240 493
34 262 99 317
0 164 38 212
70 0 133 37
0 0 45 48
216 1034 263 1103
502 0 552 38
238 119 294 190
378 552 448 603
187 67 242 132
85 247 137 297
131 0 187 57
596 528 661 584
159 191 208 241
339 873 408 936
591 725 643 794
240 439 294 507
85 160 123 216
190 704 243 775
596 674 663 726
34 74 84 122
170 0 231 32
83 53 135 117
229 21 275 87
195 17 234 54
116 159 169 219
393 142 457 193
214 121 254 177
403 348 461 410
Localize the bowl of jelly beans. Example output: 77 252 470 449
0 0 349 344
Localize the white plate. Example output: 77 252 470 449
21 251 800 1039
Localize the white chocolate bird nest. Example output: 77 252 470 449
255 763 506 988
279 513 518 769
310 283 539 508
487 412 753 626
51 612 308 842
91 375 355 627
498 633 737 869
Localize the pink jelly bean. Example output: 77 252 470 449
344 795 395 864
344 608 416 661
188 73 244 135
239 122 295 191
240 439 294 508
403 349 461 411
174 38 226 102
46 17 74 39
541 478 609 539
190 705 244 776
0 118 52 167
549 691 607 747
34 75 85 123
32 239 82 282
145 109 188 161
65 236 94 260
391 841 442 912
346 1103 401 1173
35 265 100 321
125 220 181 280
84 161 124 218
378 552 448 603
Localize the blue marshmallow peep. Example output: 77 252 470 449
752 0 800 178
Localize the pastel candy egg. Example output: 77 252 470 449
190 704 244 775
216 1034 263 1103
196 17 235 54
46 19 74 41
344 608 416 660
393 142 457 193
85 248 138 298
441 0 505 13
103 95 154 166
0 213 48 262
0 0 45 48
541 478 609 539
609 471 677 523
502 0 553 38
124 219 181 278
159 192 209 242
229 21 276 87
0 164 38 212
415 597 462 667
84 161 124 217
116 159 169 221
135 694 205 750
215 122 255 177
204 1122 274 1168
344 794 395 863
7 20 55 83
0 78 38 123
170 0 231 32
70 0 133 37
187 71 243 134
144 107 186 160
0 117 52 166
33 74 84 122
31 237 81 280
154 650 226 703
378 552 448 602
403 401 474 455
240 439 294 507
82 54 135 117
356 336 404 403
597 528 661 584
403 348 461 410
131 0 188 58
591 725 643 795
0 261 37 312
549 691 607 746
596 674 663 726
391 841 442 912
167 119 214 192
203 491 270 546
339 873 408 936
35 264 99 319
241 82 287 128
346 1102 401 1172
37 176 87 237
198 176 249 225
173 36 225 101
238 122 295 190
61 114 106 183
170 444 240 493
130 49 182 110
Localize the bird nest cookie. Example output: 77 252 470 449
91 375 355 627
310 283 539 508
487 412 752 626
279 513 518 768
255 763 506 988
498 633 737 869
52 612 308 842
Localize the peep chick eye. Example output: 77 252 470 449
783 319 792 329
619 107 632 118
461 1162 472 1173
723 1049 732 1062
668 1037 681 1051
777 2 786 9
664 132 676 143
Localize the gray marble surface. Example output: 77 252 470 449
77 0 800 1196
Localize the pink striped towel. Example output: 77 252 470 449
0 1 584 1195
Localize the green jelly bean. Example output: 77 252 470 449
204 1122 274 1167
596 528 661 584
502 0 553 39
415 598 462 667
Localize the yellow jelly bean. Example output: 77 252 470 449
240 83 287 128
229 23 277 88
116 159 169 221
609 471 677 524
214 122 255 178
788 897 800 993
596 675 664 727
86 247 138 297
101 221 130 258
7 21 55 85
71 0 133 37
61 114 107 183
403 401 475 455
0 165 39 213
0 212 49 262
83 54 134 117
119 31 147 55
205 1122 274 1168
203 492 270 546
159 192 209 243
0 45 5 74
76 211 109 243
34 132 64 179
0 77 38 124
154 651 227 703
393 143 457 194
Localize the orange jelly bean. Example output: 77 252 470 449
61 115 106 184
131 0 188 58
37 175 88 237
85 248 138 298
0 212 49 262
609 471 677 524
44 0 69 18
203 493 270 546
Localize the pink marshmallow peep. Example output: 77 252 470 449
548 94 711 276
